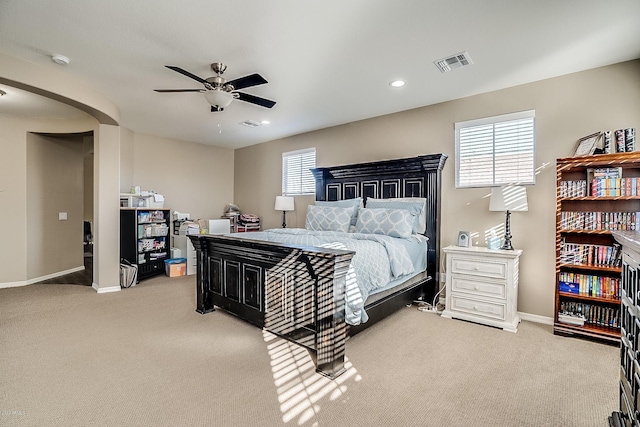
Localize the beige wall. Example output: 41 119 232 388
0 115 98 285
83 136 94 222
119 127 135 193
0 112 233 288
26 134 84 278
0 114 121 291
124 133 235 221
234 59 640 319
0 53 122 291
92 124 121 291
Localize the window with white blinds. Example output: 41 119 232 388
282 148 316 196
455 110 535 188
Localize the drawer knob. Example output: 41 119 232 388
474 266 480 270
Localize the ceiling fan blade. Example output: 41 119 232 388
165 65 209 85
211 106 224 112
235 92 276 108
226 73 267 90
154 89 205 93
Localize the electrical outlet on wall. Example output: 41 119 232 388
58 212 67 221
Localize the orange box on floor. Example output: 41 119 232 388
164 258 186 277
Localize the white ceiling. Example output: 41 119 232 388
0 0 639 149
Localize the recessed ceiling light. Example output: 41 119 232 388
51 54 70 65
261 120 271 125
389 80 406 88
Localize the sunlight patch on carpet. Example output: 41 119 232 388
263 330 361 425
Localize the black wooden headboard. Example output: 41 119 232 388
310 153 448 286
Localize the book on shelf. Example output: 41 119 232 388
558 301 620 329
558 313 585 326
590 167 622 177
557 272 620 299
559 282 580 295
590 176 640 197
560 180 587 197
559 211 639 232
559 240 622 267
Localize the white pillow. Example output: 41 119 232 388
355 208 416 238
366 197 427 234
305 205 352 232
315 197 362 226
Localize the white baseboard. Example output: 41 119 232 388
92 283 121 293
0 280 28 289
0 266 85 289
518 311 554 325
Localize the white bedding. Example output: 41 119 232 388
233 228 428 325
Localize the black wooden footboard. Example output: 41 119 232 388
189 234 355 379
190 153 447 380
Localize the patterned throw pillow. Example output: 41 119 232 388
365 198 426 234
315 197 362 226
355 208 416 238
305 205 353 232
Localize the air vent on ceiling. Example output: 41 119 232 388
240 120 261 128
434 51 473 73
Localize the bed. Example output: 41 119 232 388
189 154 447 378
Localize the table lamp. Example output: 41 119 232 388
275 196 295 228
489 185 528 250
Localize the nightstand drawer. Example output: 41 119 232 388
450 295 506 321
450 257 507 280
450 276 506 299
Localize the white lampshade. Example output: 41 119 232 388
275 196 294 211
203 89 233 107
489 186 528 212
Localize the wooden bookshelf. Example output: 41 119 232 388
558 264 621 274
554 152 640 343
558 291 620 304
553 322 620 344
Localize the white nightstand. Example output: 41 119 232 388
441 245 522 332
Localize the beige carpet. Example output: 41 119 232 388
0 274 617 426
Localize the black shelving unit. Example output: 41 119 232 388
120 208 171 281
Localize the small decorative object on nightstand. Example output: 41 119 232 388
442 245 522 332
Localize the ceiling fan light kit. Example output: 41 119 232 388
154 62 276 112
204 90 234 108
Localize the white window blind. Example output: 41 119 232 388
455 110 535 188
282 148 316 196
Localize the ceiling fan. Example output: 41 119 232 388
154 63 276 112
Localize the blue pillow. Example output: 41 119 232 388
305 205 352 232
355 208 416 238
316 197 362 226
365 198 425 234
